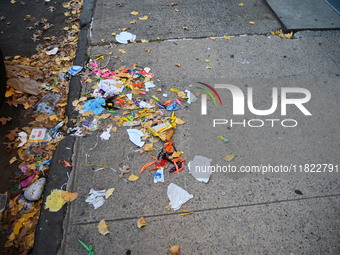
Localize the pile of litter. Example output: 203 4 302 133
70 59 196 177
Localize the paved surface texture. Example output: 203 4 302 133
90 0 281 45
266 0 340 30
55 0 340 254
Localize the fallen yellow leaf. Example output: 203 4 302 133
119 49 127 54
206 66 213 70
140 39 149 43
49 114 58 121
210 37 216 40
238 3 245 6
249 21 256 25
139 16 149 20
223 153 235 162
143 143 154 151
145 49 152 53
175 118 185 125
97 219 110 235
137 216 147 228
169 245 181 255
131 11 139 15
45 190 67 212
224 35 231 40
5 88 15 97
130 20 137 24
105 188 115 199
128 174 139 181
60 191 78 202
9 156 17 164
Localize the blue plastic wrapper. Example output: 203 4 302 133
82 97 106 115
68 65 83 75
166 102 180 111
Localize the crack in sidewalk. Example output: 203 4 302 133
73 193 340 226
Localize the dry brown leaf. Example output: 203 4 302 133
137 216 147 228
6 128 20 141
118 49 127 54
97 219 110 235
0 117 12 125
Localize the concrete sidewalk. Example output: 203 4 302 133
57 0 339 254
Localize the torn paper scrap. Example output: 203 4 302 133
188 155 213 183
185 89 197 104
167 183 193 210
100 125 112 140
17 131 28 147
144 81 156 91
85 188 106 209
46 47 59 55
127 129 145 147
154 168 164 183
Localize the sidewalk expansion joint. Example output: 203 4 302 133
73 193 340 226
88 32 283 47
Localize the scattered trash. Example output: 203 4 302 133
24 177 46 201
137 216 147 228
127 129 145 147
6 65 43 95
217 136 229 143
223 153 235 162
167 183 193 210
100 125 113 140
148 122 174 141
185 89 197 104
169 244 181 255
97 219 110 235
78 240 94 255
188 155 212 183
68 65 83 75
85 189 106 209
144 81 156 91
154 168 164 183
17 131 28 147
81 97 106 115
115 31 136 44
95 79 124 97
46 47 59 55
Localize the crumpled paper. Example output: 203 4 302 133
6 65 44 95
167 183 193 210
85 188 106 209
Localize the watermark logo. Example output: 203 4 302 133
198 82 312 128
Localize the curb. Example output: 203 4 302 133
32 1 95 254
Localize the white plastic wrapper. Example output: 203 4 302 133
85 188 107 210
94 79 124 97
115 32 136 44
